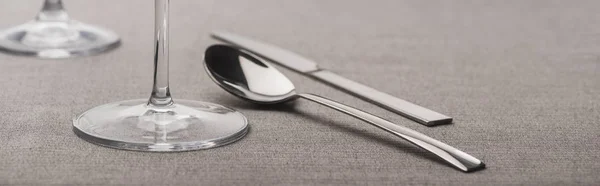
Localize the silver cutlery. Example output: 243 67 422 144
203 45 485 172
211 31 452 126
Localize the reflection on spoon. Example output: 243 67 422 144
203 45 485 172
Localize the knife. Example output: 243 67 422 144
211 31 453 126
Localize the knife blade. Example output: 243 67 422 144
211 31 453 126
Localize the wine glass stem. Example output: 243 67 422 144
37 0 69 22
148 0 174 107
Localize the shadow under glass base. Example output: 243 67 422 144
73 99 249 152
0 20 120 58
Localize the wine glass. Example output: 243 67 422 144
0 0 120 58
72 0 249 152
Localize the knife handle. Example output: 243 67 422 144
309 70 452 126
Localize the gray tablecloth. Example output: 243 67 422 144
1 0 599 185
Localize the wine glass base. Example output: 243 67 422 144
0 20 120 59
73 99 249 152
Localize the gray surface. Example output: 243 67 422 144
1 0 599 185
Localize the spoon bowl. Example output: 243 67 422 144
204 44 298 104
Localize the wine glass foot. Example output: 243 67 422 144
73 99 249 152
0 20 120 58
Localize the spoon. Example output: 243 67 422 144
203 45 485 172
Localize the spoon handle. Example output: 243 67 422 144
298 93 485 172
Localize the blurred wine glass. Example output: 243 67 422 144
0 0 120 58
